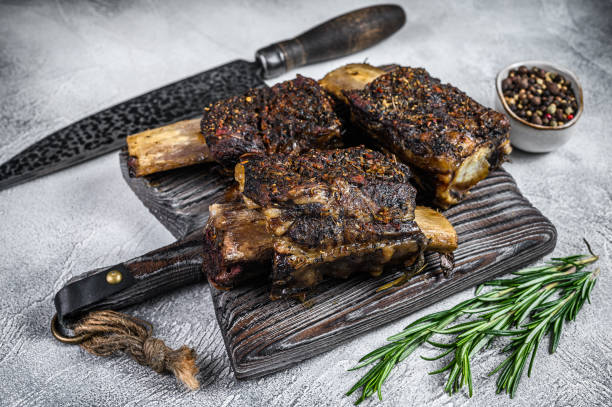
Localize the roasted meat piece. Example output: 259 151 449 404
204 203 457 297
127 75 342 176
205 147 457 297
234 147 429 298
205 202 456 295
321 64 512 208
202 74 342 169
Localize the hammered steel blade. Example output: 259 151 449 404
0 60 264 191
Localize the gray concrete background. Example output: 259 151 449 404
0 0 611 405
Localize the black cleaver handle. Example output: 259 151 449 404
256 4 406 78
54 230 205 326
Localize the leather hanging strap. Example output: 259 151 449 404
54 264 136 326
53 230 205 326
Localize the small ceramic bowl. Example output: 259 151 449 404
495 61 583 153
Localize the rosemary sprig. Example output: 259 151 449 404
347 244 599 404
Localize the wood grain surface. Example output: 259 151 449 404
119 153 556 379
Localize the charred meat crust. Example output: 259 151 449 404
201 75 343 169
238 147 415 217
236 147 428 297
344 67 510 169
343 66 511 208
238 148 419 249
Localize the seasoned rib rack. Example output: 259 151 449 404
335 65 511 208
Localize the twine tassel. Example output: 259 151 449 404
73 310 199 390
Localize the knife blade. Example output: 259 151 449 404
0 5 405 191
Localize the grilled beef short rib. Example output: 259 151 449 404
325 65 512 208
204 147 456 299
127 75 342 176
202 75 343 170
236 147 426 298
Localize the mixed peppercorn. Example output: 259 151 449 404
501 66 579 127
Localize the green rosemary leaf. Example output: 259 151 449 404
464 351 473 397
587 277 596 304
430 320 482 335
463 304 500 314
397 340 424 362
487 329 528 336
421 346 454 361
428 358 455 375
512 265 553 275
386 323 433 341
426 339 455 349
527 330 543 377
444 363 461 395
350 343 396 369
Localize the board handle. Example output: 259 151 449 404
255 5 406 78
53 230 205 327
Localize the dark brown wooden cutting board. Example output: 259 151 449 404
119 152 556 379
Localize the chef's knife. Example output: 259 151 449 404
0 4 405 191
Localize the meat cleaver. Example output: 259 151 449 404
0 5 405 191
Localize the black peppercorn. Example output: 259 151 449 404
547 82 560 95
502 78 512 91
531 115 542 125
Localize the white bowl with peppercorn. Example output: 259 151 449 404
496 61 583 153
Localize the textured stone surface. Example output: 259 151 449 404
0 0 611 406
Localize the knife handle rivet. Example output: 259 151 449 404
106 270 123 285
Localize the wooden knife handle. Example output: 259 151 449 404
255 4 406 78
54 230 205 326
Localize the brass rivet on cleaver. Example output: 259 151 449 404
106 269 123 285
